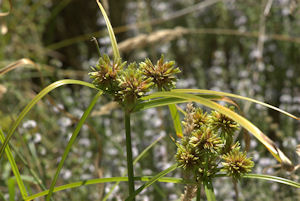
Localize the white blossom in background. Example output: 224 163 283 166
61 169 72 180
22 120 37 129
33 133 42 143
58 117 72 128
52 103 64 113
79 138 91 147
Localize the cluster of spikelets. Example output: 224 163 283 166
176 103 254 182
89 54 180 111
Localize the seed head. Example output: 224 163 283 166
222 148 254 180
193 108 209 129
89 55 126 94
117 63 153 108
190 126 223 154
182 103 196 136
140 55 181 91
209 107 239 136
176 143 199 170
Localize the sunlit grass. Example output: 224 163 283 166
0 1 299 201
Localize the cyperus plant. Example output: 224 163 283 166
0 1 299 201
89 50 181 200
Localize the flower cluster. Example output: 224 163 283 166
176 103 254 183
89 55 181 111
222 146 254 180
140 55 181 91
89 55 126 95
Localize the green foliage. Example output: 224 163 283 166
1 0 300 200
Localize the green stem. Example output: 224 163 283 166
91 37 102 58
196 184 201 201
0 129 28 199
125 112 135 200
204 180 216 201
233 179 239 201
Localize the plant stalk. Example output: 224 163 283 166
125 112 135 200
204 180 216 201
91 37 102 58
196 184 201 201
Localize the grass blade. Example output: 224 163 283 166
0 58 36 76
45 91 102 201
7 178 15 201
204 180 216 201
141 91 294 169
0 79 97 159
9 143 49 194
96 0 120 60
135 94 222 112
23 174 300 200
25 176 183 201
168 104 183 138
0 129 28 199
243 174 300 188
125 164 178 201
172 89 300 120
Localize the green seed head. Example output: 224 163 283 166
193 108 209 130
222 148 254 180
117 63 154 108
140 55 181 91
89 54 126 94
209 106 239 136
190 126 223 154
176 143 199 170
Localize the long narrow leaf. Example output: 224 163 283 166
7 178 15 201
23 173 300 201
25 176 184 201
125 164 178 201
0 129 28 199
168 104 183 137
141 91 294 169
204 180 216 201
172 89 300 120
45 91 102 201
0 79 97 159
135 94 222 112
96 0 120 60
0 58 36 76
243 174 300 188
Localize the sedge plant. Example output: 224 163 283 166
0 0 300 201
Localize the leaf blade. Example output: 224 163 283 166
0 79 97 159
96 0 120 60
168 104 183 138
172 89 300 120
141 91 293 168
45 91 102 201
0 129 28 199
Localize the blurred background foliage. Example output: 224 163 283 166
0 0 299 200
